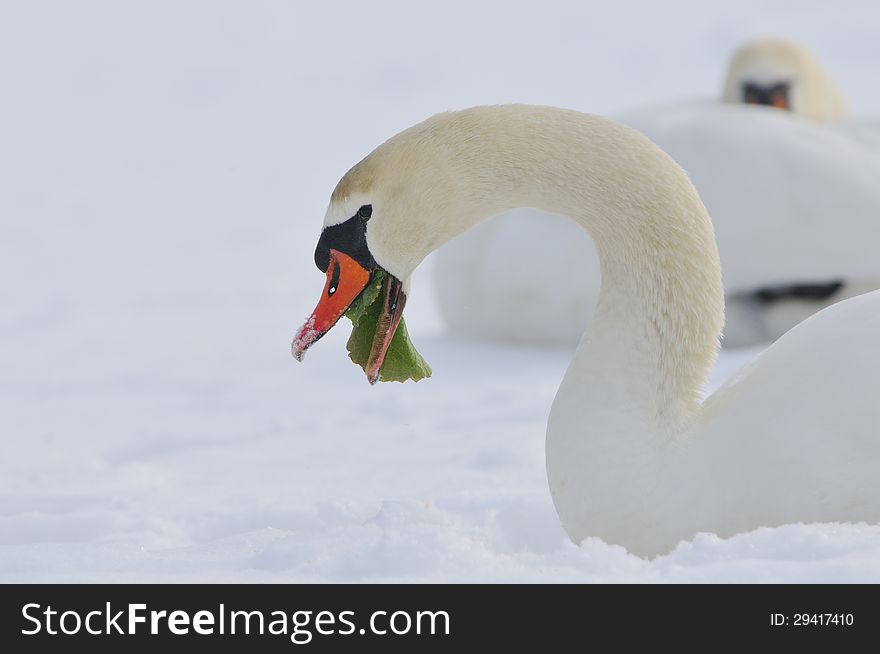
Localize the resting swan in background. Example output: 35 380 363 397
621 102 880 347
293 105 880 557
434 39 880 348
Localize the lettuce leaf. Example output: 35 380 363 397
345 270 432 383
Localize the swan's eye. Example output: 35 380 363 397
742 83 761 103
328 260 340 296
358 205 373 220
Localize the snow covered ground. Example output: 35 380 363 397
2 1 880 582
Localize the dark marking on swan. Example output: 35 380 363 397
315 205 375 273
742 82 792 110
328 260 340 296
753 280 844 304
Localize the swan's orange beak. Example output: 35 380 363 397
292 249 371 361
770 91 790 110
743 82 791 111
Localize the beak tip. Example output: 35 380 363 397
292 319 319 362
291 333 310 362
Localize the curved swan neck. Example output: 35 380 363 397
423 106 724 429
343 105 724 429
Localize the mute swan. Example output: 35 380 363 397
620 102 880 347
434 40 878 348
293 105 880 557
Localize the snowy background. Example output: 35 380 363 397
3 0 880 582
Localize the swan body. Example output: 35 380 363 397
435 209 599 344
298 105 880 557
436 103 880 347
621 102 880 346
434 40 877 348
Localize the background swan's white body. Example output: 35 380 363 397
435 209 599 344
435 102 880 347
624 103 880 346
434 38 880 348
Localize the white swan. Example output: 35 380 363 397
620 102 880 347
293 105 880 557
434 40 878 348
722 38 848 121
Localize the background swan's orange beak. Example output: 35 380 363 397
770 91 790 110
292 249 371 361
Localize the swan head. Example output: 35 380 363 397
292 114 476 379
722 38 847 121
